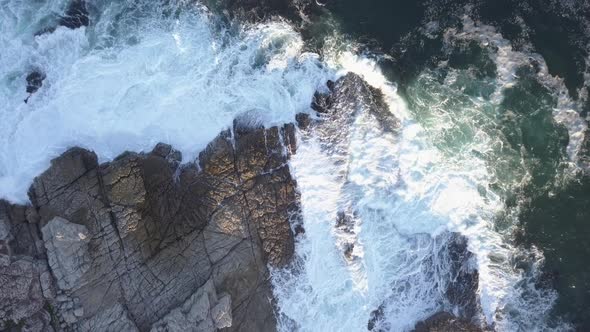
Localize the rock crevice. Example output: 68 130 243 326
1 123 298 332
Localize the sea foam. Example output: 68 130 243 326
0 1 330 203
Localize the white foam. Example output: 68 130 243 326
351 60 514 329
272 41 571 330
0 1 331 202
446 15 588 167
0 2 575 331
272 51 478 330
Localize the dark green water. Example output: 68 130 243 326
306 0 590 329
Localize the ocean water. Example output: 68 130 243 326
321 1 590 329
0 0 330 202
1 0 589 331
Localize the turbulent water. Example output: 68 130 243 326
1 0 589 331
0 0 330 202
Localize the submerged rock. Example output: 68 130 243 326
366 233 482 331
34 0 89 36
59 0 89 30
1 122 298 331
580 124 590 171
445 234 480 319
25 71 45 94
310 90 332 113
295 112 311 129
367 304 384 331
24 71 46 103
301 73 399 262
304 72 400 142
413 312 485 332
216 0 323 24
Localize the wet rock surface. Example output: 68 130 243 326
367 233 482 332
2 71 487 331
25 72 45 95
445 234 480 319
301 72 399 148
413 312 485 332
34 0 89 36
297 72 399 262
24 71 46 103
580 124 590 171
214 0 323 24
59 0 89 30
0 122 298 331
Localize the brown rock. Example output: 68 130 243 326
11 121 299 331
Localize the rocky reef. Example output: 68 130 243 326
1 71 485 331
366 233 483 332
298 72 400 263
300 73 484 332
212 0 325 24
412 312 486 332
1 121 298 331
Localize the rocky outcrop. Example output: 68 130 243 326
2 70 487 331
216 0 323 24
59 0 89 30
367 234 482 332
24 71 46 103
42 217 91 291
298 72 399 262
151 279 231 332
1 122 298 331
303 72 399 148
34 0 89 37
444 234 480 320
413 312 485 332
0 202 54 331
414 235 482 332
305 74 483 332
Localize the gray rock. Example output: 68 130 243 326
0 201 44 258
2 121 298 331
150 279 231 332
0 259 49 330
212 293 232 329
78 303 138 332
0 213 10 241
74 308 84 317
305 73 399 142
295 112 311 130
63 311 77 324
39 267 56 300
0 201 53 331
42 217 91 291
